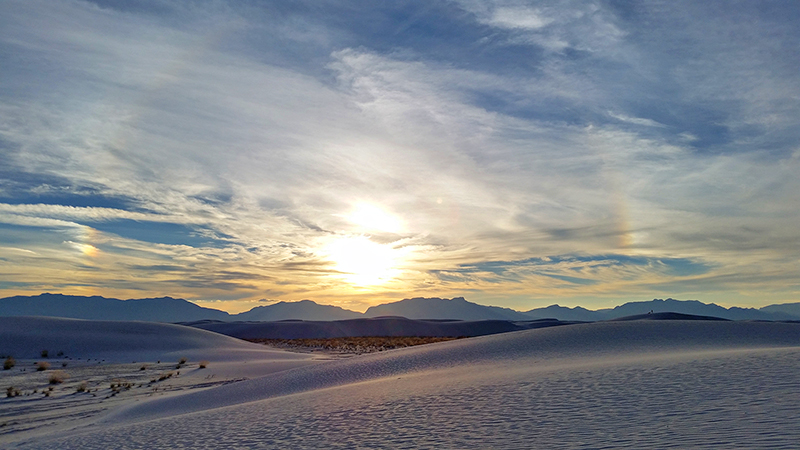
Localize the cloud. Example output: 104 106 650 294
436 253 713 287
607 112 665 128
488 7 554 30
0 0 799 310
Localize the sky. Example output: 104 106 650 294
1 0 799 313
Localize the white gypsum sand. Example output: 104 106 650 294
0 317 322 446
4 319 800 448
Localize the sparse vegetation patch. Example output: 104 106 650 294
247 336 465 354
36 361 50 371
110 379 134 393
3 356 14 370
157 372 174 381
6 386 21 398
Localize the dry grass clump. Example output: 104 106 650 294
198 360 209 369
76 381 88 392
36 361 51 371
6 387 21 398
48 370 68 384
3 356 14 370
157 371 174 381
110 379 134 393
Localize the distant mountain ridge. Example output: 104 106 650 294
234 299 361 321
364 297 532 321
525 298 799 322
0 293 232 322
2 293 800 323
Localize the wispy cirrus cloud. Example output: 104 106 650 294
1 0 799 311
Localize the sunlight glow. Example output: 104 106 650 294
347 203 403 233
325 236 401 286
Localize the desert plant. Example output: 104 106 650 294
76 381 88 392
6 387 21 398
3 357 14 370
157 372 174 381
40 350 48 358
48 370 67 384
198 360 209 369
61 362 68 368
36 361 50 371
139 364 147 371
56 350 64 357
110 379 134 392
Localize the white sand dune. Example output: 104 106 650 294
0 317 321 446
7 319 800 449
0 316 315 363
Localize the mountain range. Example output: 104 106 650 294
2 293 800 323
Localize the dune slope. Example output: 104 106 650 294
15 320 800 449
0 316 312 363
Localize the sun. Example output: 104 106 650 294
325 236 400 286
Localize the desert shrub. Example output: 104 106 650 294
41 350 48 358
36 361 50 371
198 360 209 369
61 362 68 368
49 370 68 384
3 357 14 370
139 364 147 371
110 380 133 391
56 350 64 357
6 387 21 398
76 381 88 392
157 372 174 381
178 357 187 365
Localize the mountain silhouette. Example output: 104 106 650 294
2 294 799 323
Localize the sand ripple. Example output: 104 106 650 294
25 346 800 449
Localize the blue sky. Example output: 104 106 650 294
1 0 799 312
